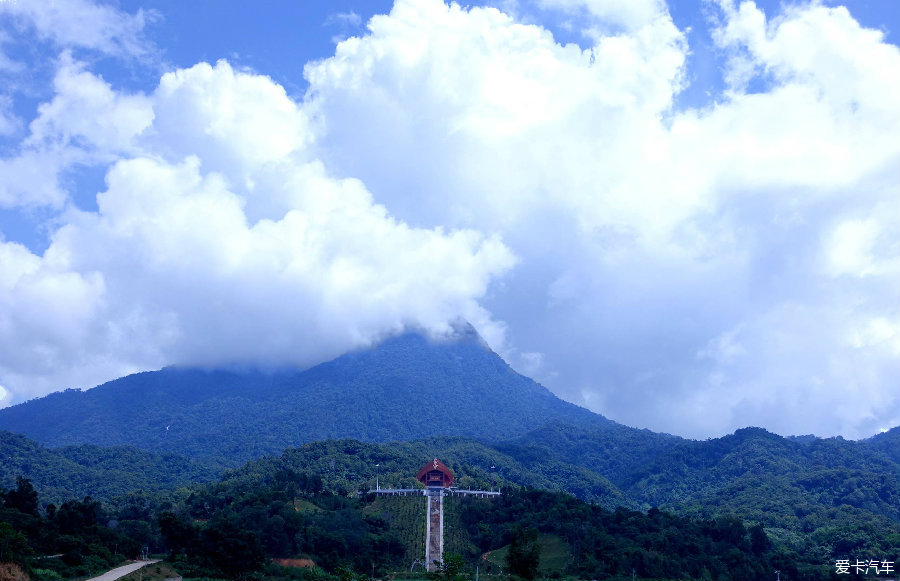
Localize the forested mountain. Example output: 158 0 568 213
498 424 900 558
6 421 898 563
1 326 898 579
0 431 218 505
3 430 898 581
866 426 900 459
0 328 626 467
505 424 899 519
0 461 820 581
9 436 892 581
225 437 899 556
157 464 817 581
221 438 630 509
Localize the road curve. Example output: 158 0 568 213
84 560 162 581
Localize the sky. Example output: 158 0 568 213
0 0 897 441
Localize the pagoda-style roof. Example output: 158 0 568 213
417 458 454 488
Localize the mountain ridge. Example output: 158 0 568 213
0 328 624 465
2 323 897 556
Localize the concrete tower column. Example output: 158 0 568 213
425 489 443 571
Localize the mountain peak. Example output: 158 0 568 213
0 326 608 466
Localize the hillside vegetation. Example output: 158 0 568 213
3 433 899 581
0 431 218 506
3 428 898 567
0 329 620 466
1 327 897 580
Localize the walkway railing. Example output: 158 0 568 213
359 487 501 498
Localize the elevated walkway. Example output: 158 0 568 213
362 487 501 498
369 488 423 496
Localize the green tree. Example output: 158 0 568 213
0 522 32 564
507 526 540 581
3 477 39 516
158 511 198 559
749 525 770 554
201 519 266 577
442 553 466 581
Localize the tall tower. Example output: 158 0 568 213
368 458 499 572
417 458 454 571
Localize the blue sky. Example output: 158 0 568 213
1 0 898 440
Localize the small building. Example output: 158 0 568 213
417 458 454 488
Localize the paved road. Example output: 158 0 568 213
84 560 161 581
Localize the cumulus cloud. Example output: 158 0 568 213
0 0 897 439
300 0 900 438
0 149 70 209
28 53 155 155
305 0 688 234
0 57 515 404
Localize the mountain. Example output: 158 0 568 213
3 425 898 564
866 426 900 459
176 436 900 574
2 439 829 581
0 327 627 466
221 437 630 509
3 323 897 560
498 423 900 556
0 430 218 505
507 424 900 518
164 450 819 581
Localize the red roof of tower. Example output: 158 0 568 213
417 458 454 488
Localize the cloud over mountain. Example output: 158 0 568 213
0 55 515 400
300 0 900 438
0 0 897 439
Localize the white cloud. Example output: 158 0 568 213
0 239 41 290
0 58 516 402
710 1 900 181
0 149 70 209
0 0 156 59
299 0 900 438
29 53 155 154
825 217 897 278
304 0 688 239
0 234 106 394
333 11 363 27
0 0 897 440
0 53 153 210
0 94 20 136
149 61 311 185
536 0 668 32
325 10 364 43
